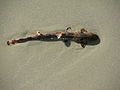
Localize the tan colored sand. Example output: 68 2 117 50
0 0 120 90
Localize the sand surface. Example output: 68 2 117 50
0 0 120 90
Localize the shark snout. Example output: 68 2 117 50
87 34 100 45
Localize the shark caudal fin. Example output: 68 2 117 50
63 40 71 47
7 40 17 46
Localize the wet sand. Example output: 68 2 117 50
0 0 120 90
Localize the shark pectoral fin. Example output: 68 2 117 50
63 40 71 47
81 28 88 33
81 43 86 48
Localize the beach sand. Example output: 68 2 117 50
0 0 120 90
